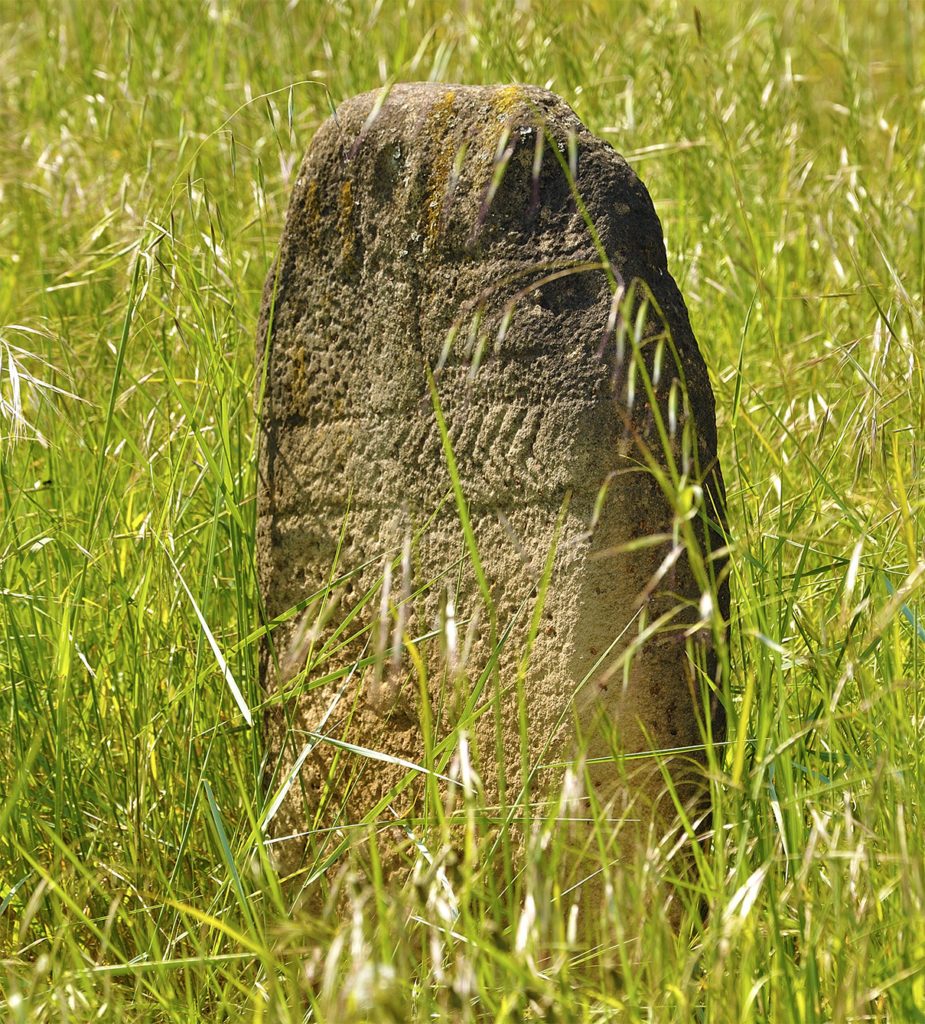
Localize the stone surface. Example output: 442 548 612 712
255 83 728 912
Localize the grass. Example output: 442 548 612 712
2 0 924 1019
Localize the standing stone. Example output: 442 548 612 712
256 83 728 919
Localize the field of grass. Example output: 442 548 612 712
2 0 924 1020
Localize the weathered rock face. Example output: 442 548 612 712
256 83 728 910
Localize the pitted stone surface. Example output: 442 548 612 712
256 83 728 899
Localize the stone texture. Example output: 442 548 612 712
256 83 728 913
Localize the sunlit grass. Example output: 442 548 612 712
2 0 924 1020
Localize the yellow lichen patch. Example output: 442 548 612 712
339 179 356 274
479 84 531 173
424 90 457 242
424 86 532 245
304 179 322 249
490 84 526 121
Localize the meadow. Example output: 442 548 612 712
2 0 924 1020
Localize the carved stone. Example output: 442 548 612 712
256 83 728 916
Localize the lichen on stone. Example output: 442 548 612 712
424 89 457 243
304 179 321 249
338 179 356 275
489 83 526 119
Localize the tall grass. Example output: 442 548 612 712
2 0 924 1020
